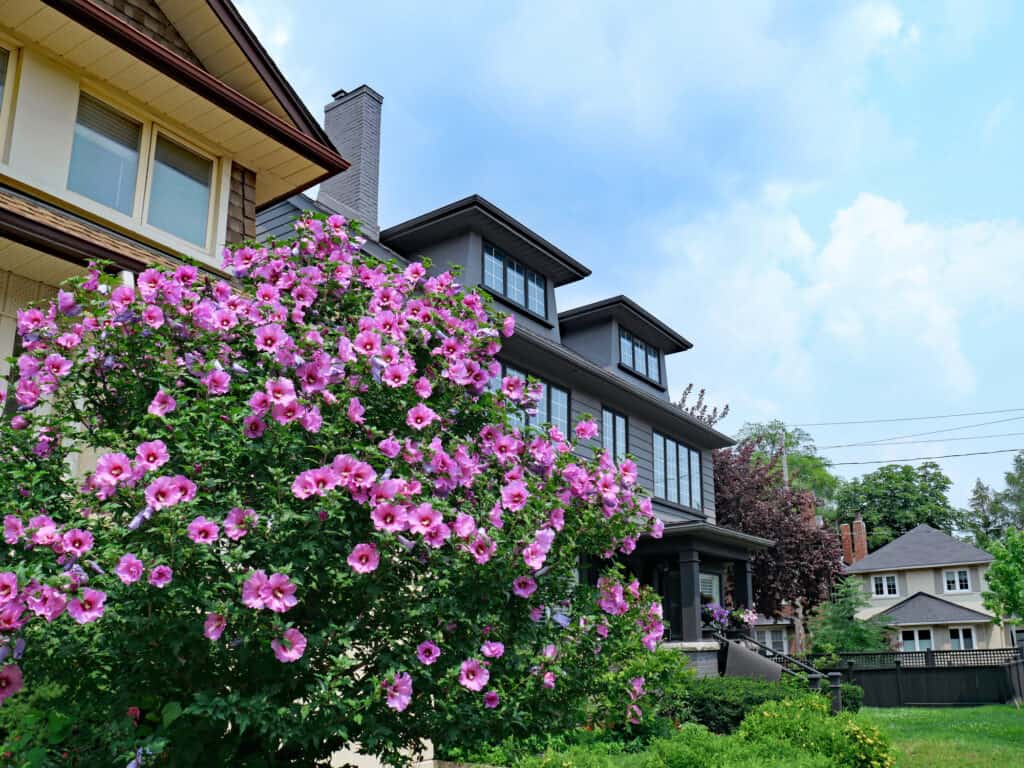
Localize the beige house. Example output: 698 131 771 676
843 523 1019 651
0 0 348 402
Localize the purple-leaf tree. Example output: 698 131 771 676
0 215 663 766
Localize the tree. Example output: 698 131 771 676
714 442 844 617
807 577 891 654
834 462 956 550
983 528 1024 625
961 452 1024 548
735 420 840 506
675 383 729 428
0 216 663 766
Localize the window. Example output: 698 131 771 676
699 572 721 605
481 243 546 317
68 93 141 215
944 569 971 593
949 627 975 651
500 364 568 435
0 47 9 108
900 628 932 651
147 134 212 246
755 629 788 654
653 432 703 510
872 574 899 597
602 407 627 462
619 328 660 383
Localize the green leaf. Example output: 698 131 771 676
162 700 183 728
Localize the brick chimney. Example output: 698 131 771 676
851 514 868 563
840 523 853 565
318 85 382 239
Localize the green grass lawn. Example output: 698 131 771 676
856 705 1024 768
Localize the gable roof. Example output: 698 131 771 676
879 592 994 625
380 195 592 287
559 295 693 353
845 524 994 574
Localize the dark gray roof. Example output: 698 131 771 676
559 295 693 353
880 592 994 625
845 524 994 573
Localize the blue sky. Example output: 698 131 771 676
239 0 1024 507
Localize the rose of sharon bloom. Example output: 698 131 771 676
405 403 438 431
271 628 306 663
147 389 176 417
148 565 173 589
242 570 269 609
384 672 413 712
0 664 23 703
115 554 144 585
3 516 23 544
458 659 490 692
186 516 219 545
204 613 226 641
259 573 298 613
347 543 379 574
224 507 257 540
512 576 537 598
67 589 106 624
134 440 169 471
574 419 598 440
416 641 441 665
481 641 504 659
0 572 17 604
542 671 557 689
484 690 501 708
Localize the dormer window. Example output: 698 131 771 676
619 328 660 384
483 242 547 317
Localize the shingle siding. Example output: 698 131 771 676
94 0 204 68
226 163 257 245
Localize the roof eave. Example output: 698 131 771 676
559 295 693 352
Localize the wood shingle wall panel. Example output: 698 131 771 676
94 0 205 68
226 162 257 244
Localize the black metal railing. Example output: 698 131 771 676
712 631 825 680
809 648 1022 670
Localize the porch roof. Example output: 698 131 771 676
659 521 774 551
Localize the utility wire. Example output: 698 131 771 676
815 415 1024 450
818 431 1024 450
829 448 1023 466
793 407 1024 427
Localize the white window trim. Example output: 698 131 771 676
62 85 227 262
0 39 19 161
899 627 933 651
699 572 721 605
872 573 900 598
755 628 789 654
948 625 975 651
943 568 972 594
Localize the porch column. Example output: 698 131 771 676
679 543 701 642
733 557 754 609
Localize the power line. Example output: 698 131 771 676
818 431 1024 450
829 448 1023 466
793 407 1024 427
816 415 1024 450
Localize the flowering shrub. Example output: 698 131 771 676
0 215 662 766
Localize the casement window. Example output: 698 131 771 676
699 572 721 605
900 628 932 651
619 328 660 384
601 407 627 462
943 568 971 593
66 91 218 250
755 629 788 654
482 243 546 317
653 432 702 510
500 364 569 435
949 626 975 651
872 574 899 598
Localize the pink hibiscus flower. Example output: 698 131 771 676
458 659 490 692
406 403 438 431
512 576 537 599
347 543 380 574
271 628 307 663
259 573 298 613
242 570 269 609
187 516 219 545
67 589 106 624
0 664 23 703
148 565 173 589
416 641 441 665
384 671 413 712
147 390 177 417
115 553 145 585
204 613 227 641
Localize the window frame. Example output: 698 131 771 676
481 242 547 320
618 327 662 385
498 363 569 436
699 571 722 605
652 431 703 513
62 87 224 258
872 573 899 598
899 627 933 652
755 628 788 654
943 568 971 594
948 626 975 651
0 41 18 161
601 406 628 462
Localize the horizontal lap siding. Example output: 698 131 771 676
702 449 716 522
628 416 655 493
570 388 602 460
255 201 303 241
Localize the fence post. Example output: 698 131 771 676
925 648 935 667
894 659 904 706
808 673 823 691
846 659 855 681
828 671 843 714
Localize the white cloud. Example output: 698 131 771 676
643 189 1024 419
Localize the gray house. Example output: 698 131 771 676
258 85 771 645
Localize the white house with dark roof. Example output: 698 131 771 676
845 523 1019 651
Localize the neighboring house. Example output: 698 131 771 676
0 0 347 412
843 522 1019 651
258 86 772 647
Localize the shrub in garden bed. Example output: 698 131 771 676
683 676 794 733
0 216 667 766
